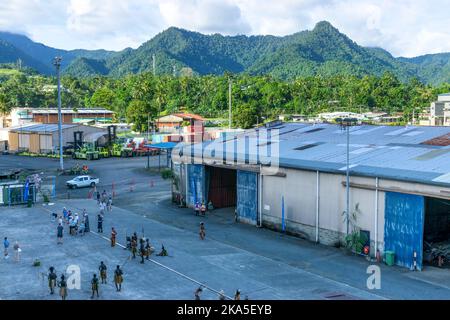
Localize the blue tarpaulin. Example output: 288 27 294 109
23 179 29 202
145 142 178 150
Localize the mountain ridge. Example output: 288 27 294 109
0 22 449 84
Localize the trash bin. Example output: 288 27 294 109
385 251 395 266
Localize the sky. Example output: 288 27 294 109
0 0 449 57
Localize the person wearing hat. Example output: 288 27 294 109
58 275 67 300
83 210 90 233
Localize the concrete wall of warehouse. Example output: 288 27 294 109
261 167 449 255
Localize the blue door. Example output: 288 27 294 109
237 170 258 225
384 192 424 270
187 165 205 206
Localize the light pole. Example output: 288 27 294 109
228 78 232 129
53 57 64 171
337 117 358 235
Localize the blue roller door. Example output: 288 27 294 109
237 170 258 225
187 164 205 206
384 192 425 270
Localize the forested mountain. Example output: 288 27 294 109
0 31 118 74
1 22 450 84
0 39 51 74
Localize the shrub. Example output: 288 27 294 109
161 169 174 180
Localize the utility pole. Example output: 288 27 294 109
53 57 64 171
147 113 150 140
228 78 232 129
346 124 350 235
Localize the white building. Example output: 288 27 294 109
430 93 450 126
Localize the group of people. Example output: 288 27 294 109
194 200 214 216
3 237 21 262
97 190 113 213
125 231 168 263
194 287 244 301
47 264 124 300
56 208 90 243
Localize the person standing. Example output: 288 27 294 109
194 202 200 216
48 267 57 295
139 238 146 264
91 274 99 299
234 290 241 300
62 207 68 222
199 222 206 240
131 237 137 259
99 261 107 284
145 239 153 260
201 201 206 216
58 215 63 226
107 197 113 212
97 213 103 233
13 241 21 262
58 275 67 300
84 211 90 233
3 237 9 259
111 227 117 247
57 223 64 244
114 265 123 292
96 191 101 205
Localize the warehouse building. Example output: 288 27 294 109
5 123 106 153
0 108 114 128
173 123 450 270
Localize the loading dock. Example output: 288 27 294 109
186 164 259 225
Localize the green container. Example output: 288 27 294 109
385 251 395 266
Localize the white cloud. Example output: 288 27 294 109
0 0 449 57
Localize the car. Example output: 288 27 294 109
66 175 99 189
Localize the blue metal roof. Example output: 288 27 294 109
178 123 450 188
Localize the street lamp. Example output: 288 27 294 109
53 57 64 171
336 117 358 235
228 78 232 129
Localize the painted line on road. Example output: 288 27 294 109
41 204 233 300
405 275 450 291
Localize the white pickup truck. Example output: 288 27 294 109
66 175 99 189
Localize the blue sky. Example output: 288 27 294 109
0 0 449 57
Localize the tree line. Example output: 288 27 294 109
1 71 449 130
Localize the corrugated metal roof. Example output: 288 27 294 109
179 123 450 187
9 123 78 133
31 108 114 114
